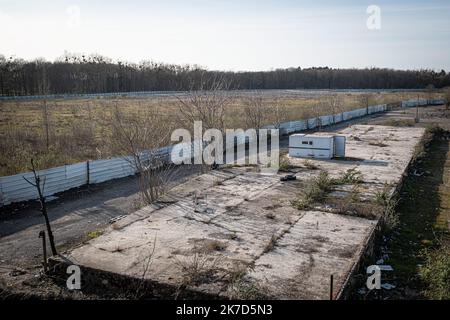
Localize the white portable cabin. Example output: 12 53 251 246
289 134 346 159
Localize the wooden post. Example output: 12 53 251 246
86 160 90 185
415 95 420 123
330 274 334 300
39 230 48 272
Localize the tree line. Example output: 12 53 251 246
1 53 449 96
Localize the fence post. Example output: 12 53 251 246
330 274 334 300
86 160 90 185
39 230 48 273
0 182 3 207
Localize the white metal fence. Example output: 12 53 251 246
0 99 445 206
402 99 445 108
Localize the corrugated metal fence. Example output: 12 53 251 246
401 99 445 108
0 99 445 206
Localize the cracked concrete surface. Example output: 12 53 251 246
64 125 424 299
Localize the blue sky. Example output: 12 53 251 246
1 0 449 71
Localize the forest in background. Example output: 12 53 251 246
1 53 450 96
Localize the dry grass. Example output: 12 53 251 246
226 261 267 299
0 90 441 176
303 159 319 170
327 197 381 220
194 239 228 253
278 154 294 171
381 118 416 127
334 168 363 184
291 171 335 210
420 247 450 299
368 140 389 147
86 230 103 240
263 233 279 254
175 252 222 286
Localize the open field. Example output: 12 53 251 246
0 90 443 176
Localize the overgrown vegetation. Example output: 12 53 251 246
175 252 222 286
381 119 416 127
409 125 447 164
302 159 319 170
86 230 103 240
370 124 450 299
374 182 392 206
334 168 363 184
292 169 364 211
278 154 294 171
420 247 450 299
290 167 398 221
291 171 334 210
226 270 267 300
326 185 387 220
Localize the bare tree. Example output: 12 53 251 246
425 84 435 104
110 105 175 204
176 73 232 132
310 103 322 130
133 235 157 299
175 73 233 172
242 92 267 130
268 97 288 130
359 93 372 115
319 94 344 125
23 159 57 256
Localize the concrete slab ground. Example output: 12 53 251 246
64 125 425 299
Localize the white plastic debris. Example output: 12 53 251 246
413 169 424 176
381 283 396 290
109 215 127 224
377 265 394 271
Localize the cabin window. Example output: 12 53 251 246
302 141 308 145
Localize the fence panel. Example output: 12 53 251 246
319 115 332 126
430 99 445 105
282 122 299 134
0 164 82 205
290 120 308 132
65 162 88 189
342 111 353 121
402 99 428 108
368 104 387 114
89 157 135 184
307 118 317 129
